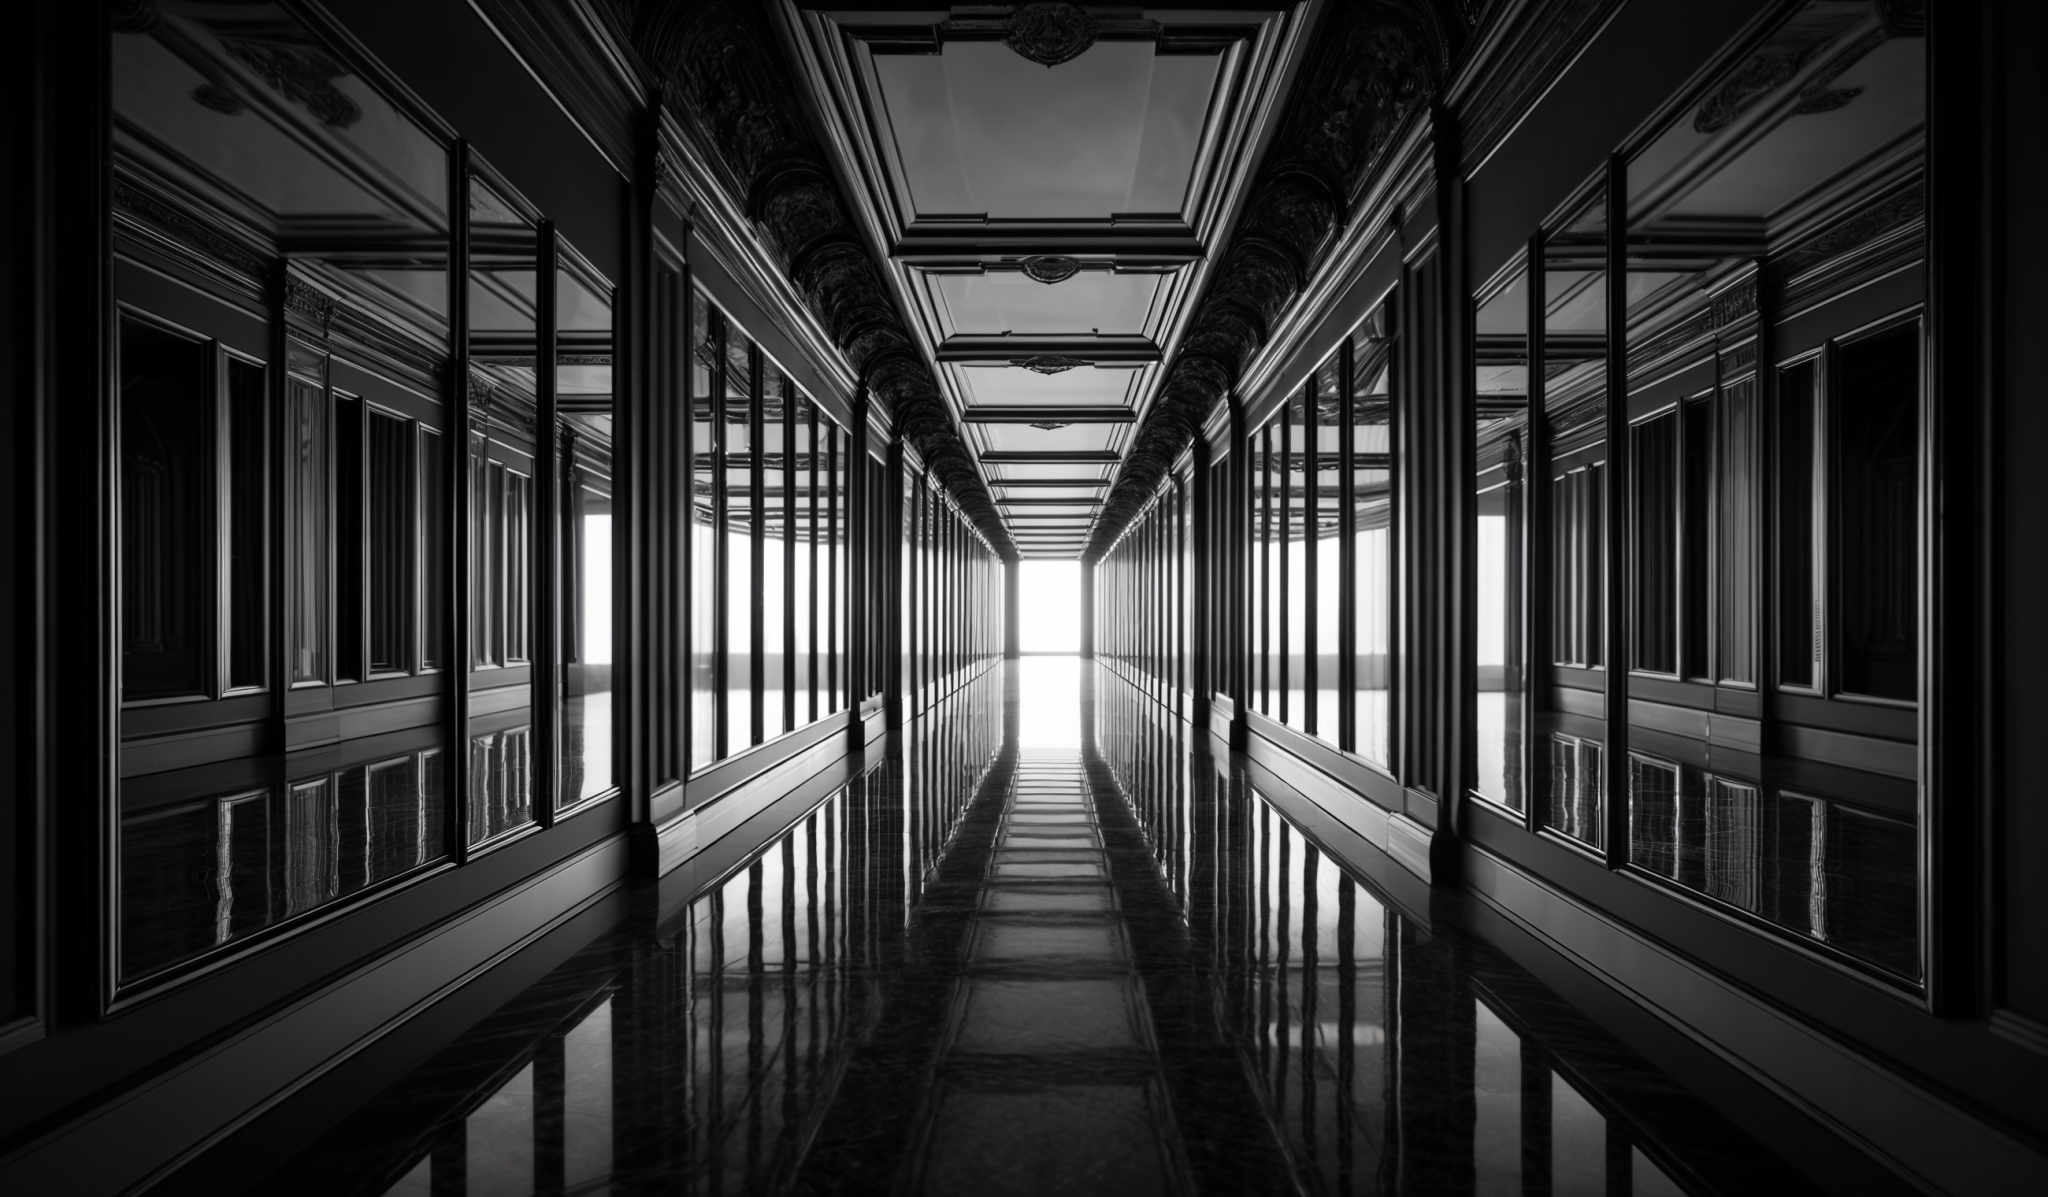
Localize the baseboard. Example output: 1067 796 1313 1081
0 833 632 1195
1460 845 2048 1195
1234 748 1434 928
650 717 866 877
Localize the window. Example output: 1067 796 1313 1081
1353 314 1395 770
1472 266 1526 807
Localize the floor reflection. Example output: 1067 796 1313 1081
240 659 1857 1195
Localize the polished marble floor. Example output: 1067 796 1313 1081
213 658 1885 1195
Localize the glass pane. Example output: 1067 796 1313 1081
827 422 845 714
1313 366 1342 743
467 172 539 691
793 399 817 726
1473 268 1527 809
560 260 615 804
1353 316 1394 768
121 317 214 701
1284 388 1309 733
690 293 718 770
762 376 790 741
1538 192 1608 850
725 331 755 750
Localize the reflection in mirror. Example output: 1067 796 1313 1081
1248 426 1266 717
725 333 756 749
1619 0 1925 976
558 255 615 807
1474 263 1529 812
762 375 789 741
120 732 445 984
793 397 818 726
468 718 534 845
1625 746 1917 979
826 420 846 714
466 171 538 845
111 0 451 337
1283 385 1309 733
1313 363 1342 744
1352 316 1394 768
466 174 538 685
109 1 465 992
688 292 718 770
1539 193 1608 850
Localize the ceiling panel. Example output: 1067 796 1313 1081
997 503 1098 516
956 364 1141 408
987 462 1110 482
995 485 1104 503
974 422 1121 457
928 268 1168 339
871 43 1221 220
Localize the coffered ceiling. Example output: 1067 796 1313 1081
779 3 1319 556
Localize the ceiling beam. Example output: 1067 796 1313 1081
936 336 1160 363
981 451 1121 464
961 407 1136 424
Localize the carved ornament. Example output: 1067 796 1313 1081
1014 355 1087 375
1004 4 1098 68
283 275 337 335
1028 421 1071 431
221 37 363 129
1020 255 1082 285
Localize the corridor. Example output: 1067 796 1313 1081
188 660 1864 1196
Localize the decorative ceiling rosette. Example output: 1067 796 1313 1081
1019 254 1082 284
1013 354 1088 375
1003 3 1098 68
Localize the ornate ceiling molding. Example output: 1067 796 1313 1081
1085 0 1486 560
1004 3 1098 68
1019 254 1082 284
1013 354 1088 375
609 0 1014 556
